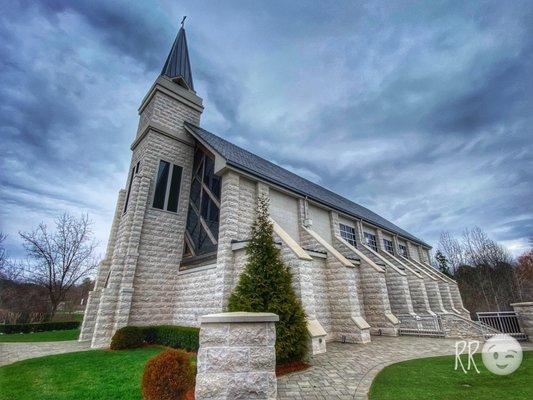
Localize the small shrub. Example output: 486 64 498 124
142 349 195 400
110 325 200 352
110 326 145 350
145 326 199 352
0 321 80 334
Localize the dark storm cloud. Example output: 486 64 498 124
1 0 532 259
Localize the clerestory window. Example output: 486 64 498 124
339 223 357 246
383 239 394 254
398 244 409 258
364 232 378 251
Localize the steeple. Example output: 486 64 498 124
161 17 194 91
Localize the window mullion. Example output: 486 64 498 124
164 163 173 211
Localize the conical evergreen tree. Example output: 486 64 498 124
228 195 308 364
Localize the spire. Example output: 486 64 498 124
161 17 194 91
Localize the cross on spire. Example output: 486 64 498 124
161 17 194 91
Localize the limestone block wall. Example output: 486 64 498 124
309 257 332 336
237 178 257 241
80 189 126 341
511 302 533 340
423 278 447 314
437 281 458 314
82 78 204 348
378 251 433 316
218 171 241 309
449 283 470 317
173 265 221 327
79 289 102 341
300 206 370 343
440 313 487 340
407 242 421 262
384 270 415 317
369 230 415 317
269 189 299 241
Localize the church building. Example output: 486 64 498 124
80 23 471 352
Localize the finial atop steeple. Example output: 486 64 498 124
161 18 194 91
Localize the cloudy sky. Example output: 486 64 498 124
1 0 532 260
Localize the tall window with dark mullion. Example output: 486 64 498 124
383 239 394 254
398 244 409 258
183 147 221 263
153 160 183 212
339 223 357 246
364 232 378 251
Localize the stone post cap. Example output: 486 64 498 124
198 312 279 324
511 302 533 306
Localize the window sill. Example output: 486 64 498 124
149 206 179 215
180 252 217 271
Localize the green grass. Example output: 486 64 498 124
0 347 169 400
0 329 80 342
369 351 533 400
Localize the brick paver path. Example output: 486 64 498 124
277 336 532 400
0 340 91 366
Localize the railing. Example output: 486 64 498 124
397 314 445 337
476 311 527 341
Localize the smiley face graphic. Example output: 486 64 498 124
481 334 523 375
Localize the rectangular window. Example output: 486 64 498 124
153 160 183 212
364 232 378 251
167 164 183 212
383 239 394 254
398 244 408 258
339 223 357 246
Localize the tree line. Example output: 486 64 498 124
434 227 532 315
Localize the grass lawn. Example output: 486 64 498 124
0 329 80 342
0 347 173 400
369 351 532 400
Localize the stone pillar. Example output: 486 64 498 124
511 302 533 341
195 312 279 400
217 171 241 309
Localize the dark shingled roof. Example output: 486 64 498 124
161 26 194 91
185 122 430 248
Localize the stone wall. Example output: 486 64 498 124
309 257 332 336
195 312 278 400
511 302 533 340
173 265 221 327
440 313 486 340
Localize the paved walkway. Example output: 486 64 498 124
0 340 91 366
277 336 532 400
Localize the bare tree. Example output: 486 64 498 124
437 231 465 274
462 227 513 267
0 232 6 272
515 250 533 301
19 213 99 318
0 232 21 281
